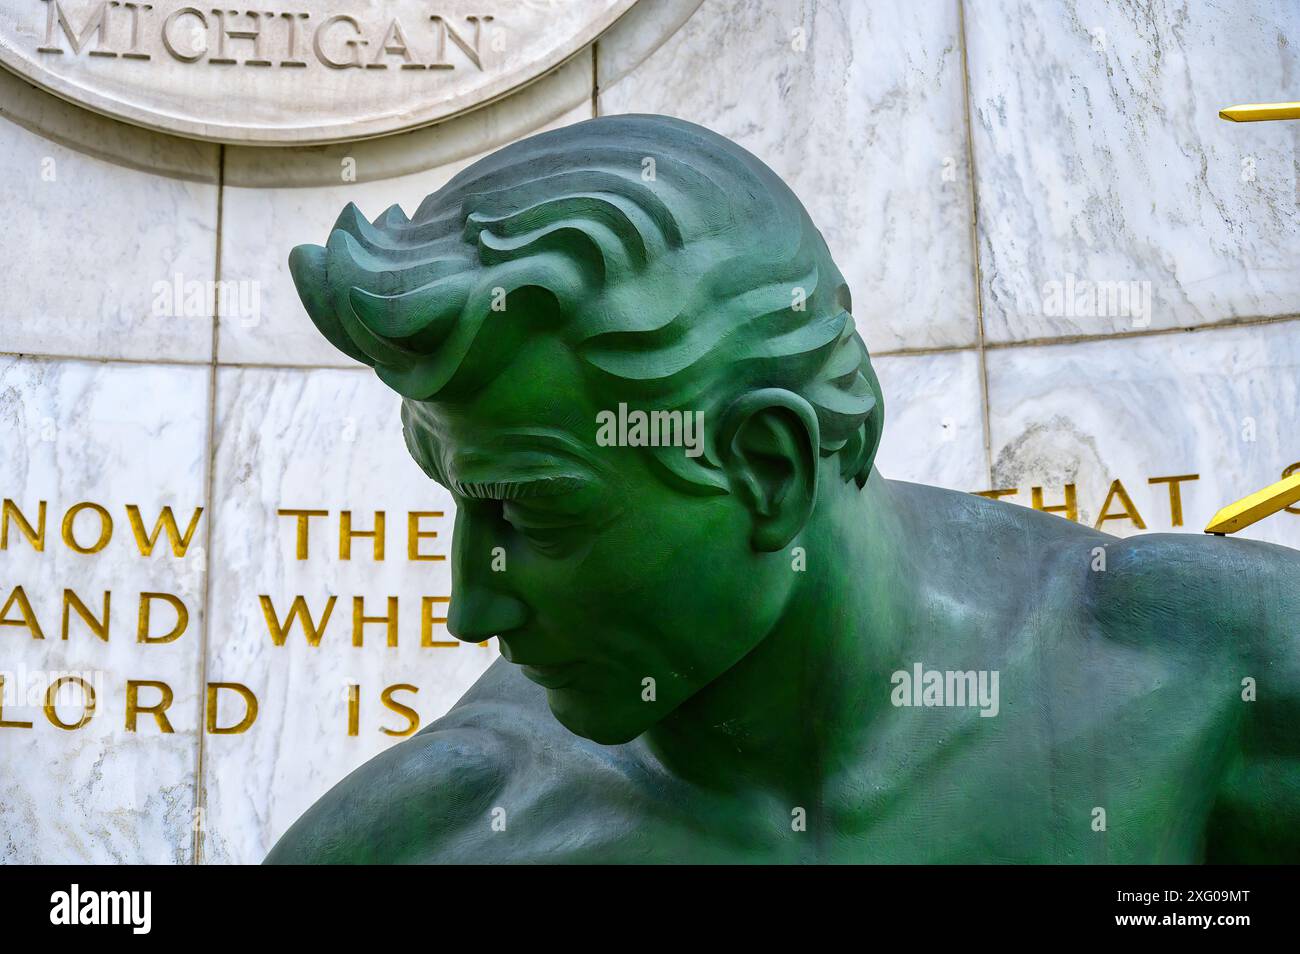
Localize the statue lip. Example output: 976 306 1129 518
518 661 584 690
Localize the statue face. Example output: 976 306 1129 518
414 337 795 745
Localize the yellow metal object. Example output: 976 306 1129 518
1204 473 1300 535
1219 102 1300 122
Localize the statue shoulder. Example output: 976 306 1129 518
1070 532 1300 861
1083 532 1300 660
264 661 545 864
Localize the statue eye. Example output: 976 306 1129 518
501 503 584 557
516 525 575 555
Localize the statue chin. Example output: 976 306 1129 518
545 690 656 747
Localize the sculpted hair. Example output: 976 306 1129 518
289 113 884 492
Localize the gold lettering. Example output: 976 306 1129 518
1094 479 1147 530
44 675 96 730
126 680 175 733
340 510 384 560
380 683 419 737
126 504 203 557
1148 474 1200 527
259 594 336 646
61 501 112 554
0 585 44 639
347 682 359 736
0 675 33 729
352 595 398 648
137 592 188 643
973 488 1018 501
421 595 455 647
278 508 328 559
61 588 109 642
1030 484 1078 522
206 682 258 734
1 499 46 551
407 511 445 561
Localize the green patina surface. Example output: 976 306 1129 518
267 115 1300 864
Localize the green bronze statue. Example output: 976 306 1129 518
268 114 1300 863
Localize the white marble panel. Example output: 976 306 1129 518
600 0 978 353
987 321 1300 548
596 0 705 88
201 366 496 864
221 48 597 189
873 349 988 491
967 0 1300 342
0 70 219 362
216 62 595 368
0 356 209 863
0 64 219 181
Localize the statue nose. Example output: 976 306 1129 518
446 583 527 644
448 501 528 642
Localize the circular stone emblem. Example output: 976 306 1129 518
0 0 638 144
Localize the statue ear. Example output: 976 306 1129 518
718 389 820 552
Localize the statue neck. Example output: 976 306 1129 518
640 471 919 800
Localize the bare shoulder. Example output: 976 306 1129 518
265 659 663 863
1064 530 1300 861
1082 532 1300 662
1086 533 1300 860
264 662 545 864
892 479 1299 663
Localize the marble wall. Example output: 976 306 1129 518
2 0 1298 863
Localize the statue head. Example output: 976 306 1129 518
290 114 884 744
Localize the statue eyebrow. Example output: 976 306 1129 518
450 475 589 500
